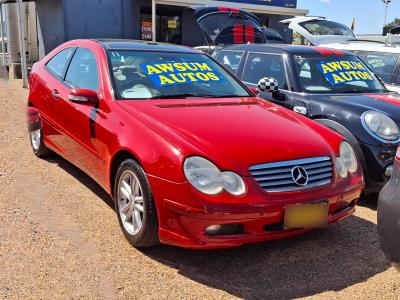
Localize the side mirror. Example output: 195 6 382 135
257 77 279 94
68 89 98 105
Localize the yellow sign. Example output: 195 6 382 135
317 60 374 86
168 20 177 29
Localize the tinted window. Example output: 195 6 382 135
243 53 287 89
217 51 244 74
65 48 99 91
363 52 400 83
108 51 250 100
46 48 74 78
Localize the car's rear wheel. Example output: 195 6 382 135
29 128 51 157
114 159 159 248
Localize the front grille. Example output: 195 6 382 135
249 157 333 192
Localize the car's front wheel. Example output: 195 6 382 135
114 159 159 248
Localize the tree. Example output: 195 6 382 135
383 18 400 34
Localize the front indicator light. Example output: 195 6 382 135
335 141 358 178
183 156 246 196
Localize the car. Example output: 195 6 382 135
27 39 363 249
317 42 400 94
378 146 400 272
213 44 400 194
280 16 356 46
280 16 400 94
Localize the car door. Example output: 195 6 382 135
41 47 76 151
56 47 101 177
241 52 294 109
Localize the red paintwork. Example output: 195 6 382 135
396 146 400 161
309 46 344 56
365 94 400 107
28 40 364 249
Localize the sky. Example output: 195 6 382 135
297 0 400 34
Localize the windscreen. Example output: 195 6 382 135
108 51 251 100
301 20 355 37
363 52 400 83
293 54 386 93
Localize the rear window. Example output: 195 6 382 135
301 20 355 37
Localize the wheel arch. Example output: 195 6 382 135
314 118 368 173
109 149 143 200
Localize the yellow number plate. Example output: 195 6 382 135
284 202 328 230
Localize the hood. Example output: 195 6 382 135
185 6 266 45
281 16 356 46
118 98 341 175
311 93 400 121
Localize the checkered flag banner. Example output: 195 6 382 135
258 77 279 93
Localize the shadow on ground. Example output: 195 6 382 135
45 155 115 210
46 155 389 300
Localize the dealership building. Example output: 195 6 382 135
0 0 307 80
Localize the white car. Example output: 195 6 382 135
281 17 400 93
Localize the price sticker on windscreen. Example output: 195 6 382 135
140 62 224 87
317 60 374 86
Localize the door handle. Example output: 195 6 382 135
52 89 60 100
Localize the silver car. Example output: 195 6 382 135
378 146 400 271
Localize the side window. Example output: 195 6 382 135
243 53 288 89
217 51 244 74
46 48 74 78
65 48 99 91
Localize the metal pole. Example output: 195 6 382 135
16 0 28 88
152 0 156 42
0 5 5 65
384 2 388 26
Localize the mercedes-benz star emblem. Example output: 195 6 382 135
291 166 309 186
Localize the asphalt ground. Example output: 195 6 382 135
0 79 399 299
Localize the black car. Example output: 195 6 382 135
213 44 400 193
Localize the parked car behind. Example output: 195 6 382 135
27 39 363 249
214 44 400 193
378 146 400 272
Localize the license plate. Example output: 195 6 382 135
284 202 328 230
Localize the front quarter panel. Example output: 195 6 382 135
95 101 186 193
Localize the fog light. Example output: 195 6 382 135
385 165 394 177
205 225 221 236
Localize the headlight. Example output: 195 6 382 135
335 141 358 178
183 156 246 196
362 111 399 142
222 171 246 196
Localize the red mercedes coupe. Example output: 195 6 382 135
27 39 364 249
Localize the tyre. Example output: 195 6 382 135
29 128 52 157
114 159 159 248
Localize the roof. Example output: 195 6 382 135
93 39 199 54
219 44 354 56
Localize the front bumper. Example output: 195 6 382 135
359 143 397 193
148 174 363 249
378 159 400 267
